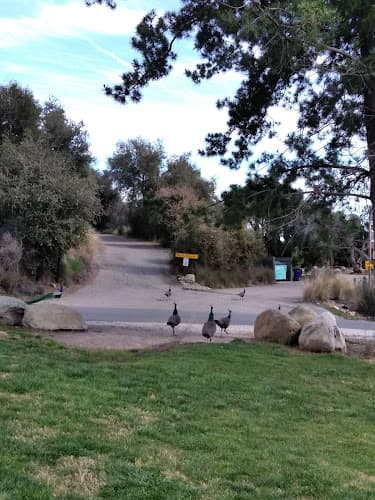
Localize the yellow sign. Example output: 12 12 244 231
175 252 199 260
365 260 374 270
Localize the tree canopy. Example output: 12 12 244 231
97 0 375 213
0 82 101 280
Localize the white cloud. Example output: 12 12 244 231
0 1 145 48
2 62 31 74
84 39 132 70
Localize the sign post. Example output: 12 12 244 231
175 252 199 274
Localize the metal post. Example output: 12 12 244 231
369 206 372 262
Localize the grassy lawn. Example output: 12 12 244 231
0 329 373 499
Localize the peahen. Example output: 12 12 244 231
238 289 246 299
202 305 216 342
167 302 181 336
164 286 172 299
215 309 231 335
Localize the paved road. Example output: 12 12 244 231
61 234 375 337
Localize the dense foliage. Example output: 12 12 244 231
96 0 375 235
106 138 265 286
0 82 101 281
222 168 366 267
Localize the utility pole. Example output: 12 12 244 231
369 205 373 261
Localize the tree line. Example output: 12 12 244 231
0 80 367 291
0 82 101 282
90 0 374 260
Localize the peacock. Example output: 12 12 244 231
167 302 181 336
202 305 216 342
215 309 232 335
53 283 64 299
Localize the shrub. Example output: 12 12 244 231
174 222 266 287
0 268 22 294
356 278 375 316
248 265 275 285
61 230 101 285
0 233 22 272
303 272 356 303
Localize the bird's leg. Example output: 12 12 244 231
172 327 175 336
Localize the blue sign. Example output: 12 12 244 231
275 264 287 280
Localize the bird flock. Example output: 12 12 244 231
165 285 238 342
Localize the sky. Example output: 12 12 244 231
0 0 296 195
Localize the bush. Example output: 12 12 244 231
356 278 375 316
0 268 22 294
61 230 101 285
0 233 22 272
195 264 275 288
303 271 356 304
173 221 265 287
248 265 275 285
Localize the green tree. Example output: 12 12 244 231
96 1 375 235
41 99 93 176
161 155 215 201
0 82 40 144
291 207 365 267
0 136 101 279
222 167 304 255
94 170 126 231
108 138 164 202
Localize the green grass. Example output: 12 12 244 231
0 329 373 499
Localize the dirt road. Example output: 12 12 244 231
55 234 375 350
61 234 305 321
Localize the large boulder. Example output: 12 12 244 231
254 309 301 344
299 312 347 353
288 305 318 328
22 303 87 331
0 296 27 326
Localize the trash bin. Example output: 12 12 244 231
293 268 302 281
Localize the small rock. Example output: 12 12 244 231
0 331 9 340
182 274 195 284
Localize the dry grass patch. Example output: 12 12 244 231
92 415 133 441
303 272 357 305
135 442 183 469
124 405 159 425
347 471 375 490
11 420 58 442
162 469 195 486
0 372 11 379
36 455 105 498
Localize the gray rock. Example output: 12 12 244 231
0 331 9 340
254 309 301 344
299 312 347 353
288 305 317 328
0 296 27 326
182 274 195 284
22 303 87 331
